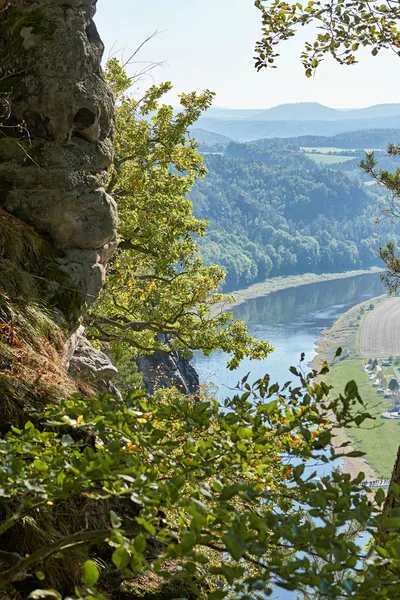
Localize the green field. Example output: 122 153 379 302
301 146 356 153
327 358 400 478
305 153 356 164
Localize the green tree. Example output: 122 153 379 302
4 363 400 600
254 0 400 76
359 150 400 293
88 60 271 369
389 377 399 394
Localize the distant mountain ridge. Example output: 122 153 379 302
189 128 232 145
196 114 400 142
204 102 400 122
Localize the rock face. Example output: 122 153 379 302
0 0 117 306
67 330 119 394
137 351 200 396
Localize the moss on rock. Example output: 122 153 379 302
116 565 209 600
0 207 81 321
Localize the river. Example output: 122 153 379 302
193 273 385 599
193 273 385 399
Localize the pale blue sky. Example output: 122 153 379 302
96 0 400 109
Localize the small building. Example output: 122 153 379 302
382 411 400 419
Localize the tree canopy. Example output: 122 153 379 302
89 60 271 369
254 0 400 76
4 361 400 600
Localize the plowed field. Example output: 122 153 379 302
360 297 400 357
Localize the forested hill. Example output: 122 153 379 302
195 103 400 142
190 151 399 291
195 115 400 142
190 128 232 145
253 129 400 150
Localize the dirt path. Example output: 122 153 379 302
331 426 377 480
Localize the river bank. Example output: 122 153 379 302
311 293 400 480
196 272 387 479
215 267 383 315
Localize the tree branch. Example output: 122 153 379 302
0 529 112 586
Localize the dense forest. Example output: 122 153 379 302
190 144 399 290
253 129 400 149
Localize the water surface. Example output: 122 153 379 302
194 273 385 398
193 273 385 599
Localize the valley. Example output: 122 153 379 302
191 106 400 483
190 129 400 292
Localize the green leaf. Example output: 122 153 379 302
375 488 385 505
221 484 241 500
261 400 279 415
33 460 48 471
134 534 147 553
110 510 122 528
112 546 131 570
208 592 227 600
81 560 100 588
237 426 252 439
293 464 305 479
343 579 355 593
346 450 365 457
345 380 358 398
61 434 74 447
35 571 46 581
319 578 331 594
381 517 400 529
180 531 197 554
136 516 157 535
223 533 245 561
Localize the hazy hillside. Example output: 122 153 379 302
204 102 400 122
253 129 400 150
196 115 400 142
190 151 398 290
189 128 232 145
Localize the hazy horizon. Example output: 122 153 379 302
196 101 400 111
96 0 400 110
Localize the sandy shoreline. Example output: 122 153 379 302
332 426 377 480
212 267 383 316
311 296 388 481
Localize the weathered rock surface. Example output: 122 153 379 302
0 0 117 306
68 332 118 394
137 351 200 396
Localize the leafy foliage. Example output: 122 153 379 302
3 362 400 599
89 60 271 369
360 147 400 293
254 0 400 76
